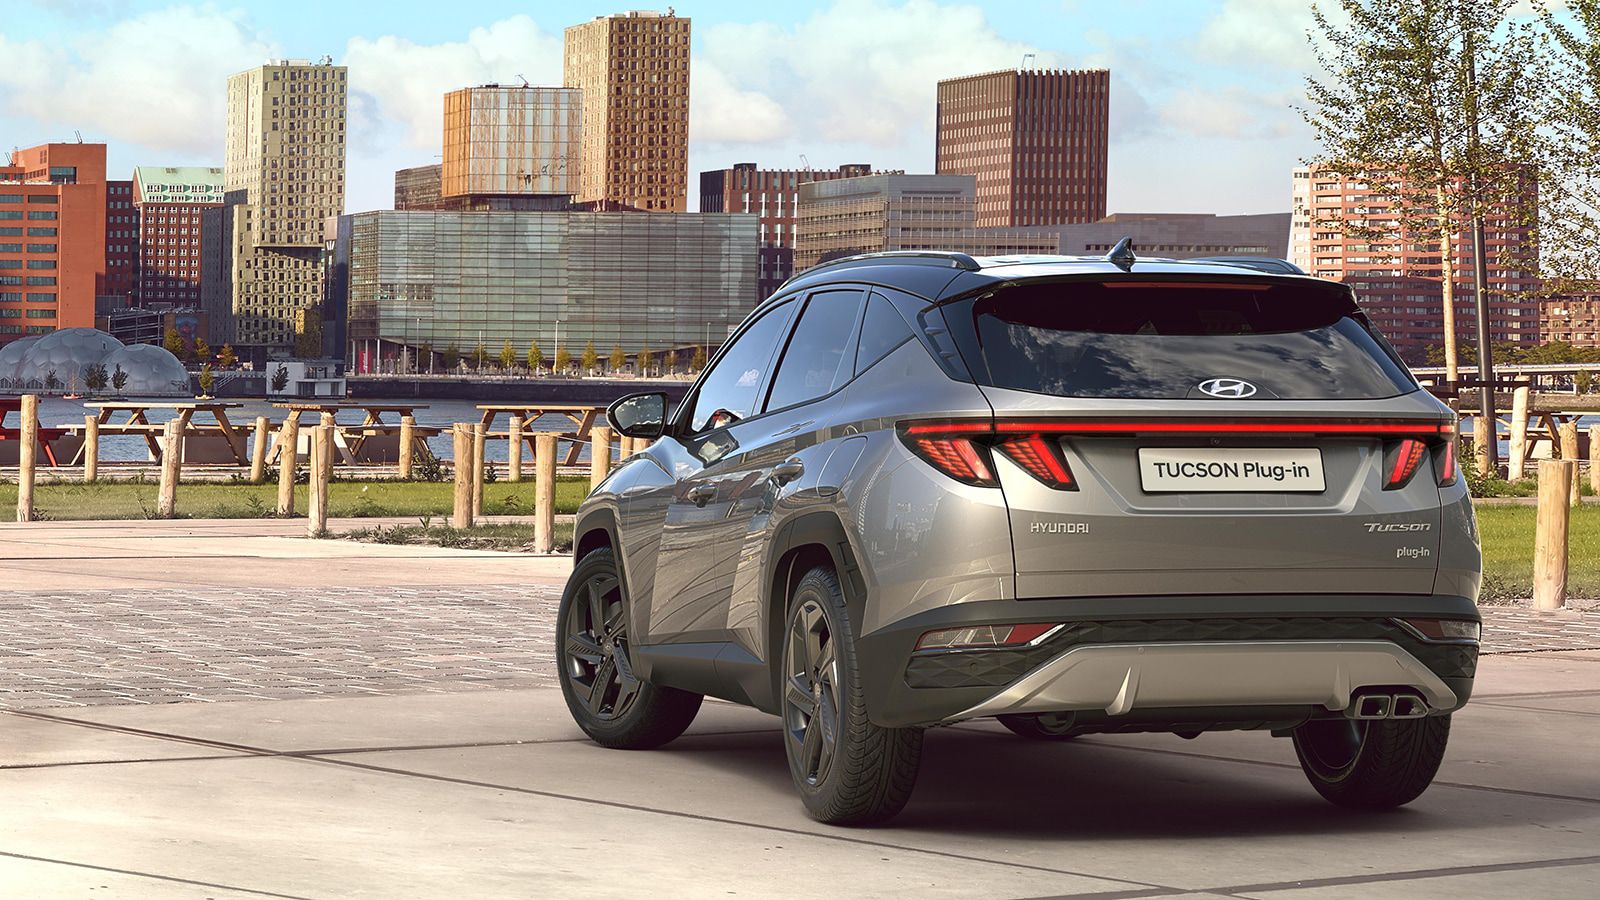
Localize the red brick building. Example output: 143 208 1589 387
1540 295 1600 349
936 68 1110 228
132 166 224 308
699 163 887 300
103 179 138 309
0 143 106 345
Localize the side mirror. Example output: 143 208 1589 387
607 392 668 440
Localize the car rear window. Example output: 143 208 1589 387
945 279 1417 400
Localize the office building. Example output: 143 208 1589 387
1290 165 1540 357
564 10 690 211
442 85 581 200
330 208 758 372
1050 212 1291 259
0 143 107 344
700 163 890 300
936 68 1110 228
132 166 224 309
394 164 442 211
1540 295 1600 349
103 179 137 309
794 173 1057 271
222 58 348 350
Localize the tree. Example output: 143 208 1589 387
610 343 627 373
690 345 708 373
270 364 289 393
111 364 128 393
472 343 489 370
163 327 188 362
217 343 238 369
442 344 460 370
580 340 598 375
1578 368 1595 394
197 362 214 396
637 342 653 378
527 340 543 373
499 339 516 371
418 343 433 374
554 347 572 375
83 363 107 394
1303 0 1549 383
1538 2 1600 287
194 337 211 364
44 369 59 391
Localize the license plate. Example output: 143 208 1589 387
1137 448 1326 493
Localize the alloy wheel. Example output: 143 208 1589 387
783 598 841 787
563 569 641 721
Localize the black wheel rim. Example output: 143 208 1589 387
1299 718 1368 780
782 598 840 787
1033 712 1075 735
564 568 641 721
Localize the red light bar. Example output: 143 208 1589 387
991 420 1451 437
1102 281 1273 291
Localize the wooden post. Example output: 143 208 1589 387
82 414 99 484
507 415 524 483
308 424 332 537
620 435 636 459
398 415 416 480
249 416 269 484
1472 415 1493 478
535 432 558 553
157 419 181 519
1533 459 1575 611
1507 386 1530 481
451 424 473 529
15 395 37 523
590 425 613 489
1559 421 1581 507
1590 424 1600 500
276 417 299 517
472 422 487 516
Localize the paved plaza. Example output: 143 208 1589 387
1 519 1598 897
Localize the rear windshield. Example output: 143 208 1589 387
945 279 1417 400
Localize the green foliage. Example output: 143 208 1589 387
270 364 290 392
163 327 188 361
83 363 108 393
499 339 516 371
527 340 543 373
443 344 461 370
1577 368 1595 394
610 343 627 372
472 344 489 370
580 340 598 374
197 362 214 396
637 342 653 377
690 345 708 372
1423 340 1600 367
111 364 128 393
554 347 571 374
44 369 59 391
194 338 211 364
217 344 238 369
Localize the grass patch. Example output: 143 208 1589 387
338 522 573 553
1475 503 1600 601
0 478 590 520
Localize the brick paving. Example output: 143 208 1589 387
0 584 1595 710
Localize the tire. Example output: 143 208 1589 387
1292 714 1451 809
557 547 702 750
780 565 923 826
997 713 1079 740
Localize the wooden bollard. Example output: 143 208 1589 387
308 424 332 537
1473 415 1493 478
534 432 557 553
157 419 182 519
1534 459 1576 611
451 424 473 529
1507 386 1530 481
590 425 613 489
472 422 487 516
1590 424 1600 499
507 415 524 483
1559 422 1580 507
277 417 299 517
83 414 99 484
398 415 416 480
249 416 269 484
15 394 37 522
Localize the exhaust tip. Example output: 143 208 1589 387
1391 693 1430 719
1352 694 1392 719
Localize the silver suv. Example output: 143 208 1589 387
559 246 1482 825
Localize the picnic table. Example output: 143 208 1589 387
478 404 607 466
0 397 73 466
272 402 436 465
79 401 247 464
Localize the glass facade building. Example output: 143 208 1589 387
335 210 759 370
442 86 580 199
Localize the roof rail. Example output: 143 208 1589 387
779 250 981 290
1187 256 1306 275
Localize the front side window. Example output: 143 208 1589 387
766 289 864 412
687 299 795 433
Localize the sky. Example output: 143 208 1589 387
0 0 1330 217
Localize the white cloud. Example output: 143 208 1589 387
690 61 790 145
0 6 275 155
1194 0 1322 71
1161 86 1300 140
342 16 563 153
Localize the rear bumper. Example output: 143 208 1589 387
856 593 1479 729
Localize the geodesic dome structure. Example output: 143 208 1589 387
0 336 41 383
100 343 192 396
0 328 191 397
11 328 124 389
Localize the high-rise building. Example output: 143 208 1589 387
222 58 348 350
442 85 581 200
700 163 883 300
103 179 138 309
1048 212 1291 259
0 143 107 344
564 10 690 211
132 166 224 309
394 164 442 211
1539 295 1600 349
794 173 1057 271
1289 165 1540 358
935 68 1110 228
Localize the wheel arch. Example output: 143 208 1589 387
757 510 867 713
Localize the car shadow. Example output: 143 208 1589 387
659 721 1577 839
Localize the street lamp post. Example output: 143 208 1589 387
1464 20 1499 475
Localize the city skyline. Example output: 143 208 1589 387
2 0 1332 218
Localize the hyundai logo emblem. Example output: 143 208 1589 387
1198 377 1258 398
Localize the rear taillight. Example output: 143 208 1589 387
1434 439 1458 487
915 622 1061 651
900 421 1077 490
1384 438 1429 490
993 433 1076 490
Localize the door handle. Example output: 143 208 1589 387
770 458 805 486
687 483 718 507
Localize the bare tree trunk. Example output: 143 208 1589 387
1437 187 1459 384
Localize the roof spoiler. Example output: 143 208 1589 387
1188 256 1307 275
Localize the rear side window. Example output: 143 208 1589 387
855 293 914 375
947 279 1416 400
766 289 864 412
